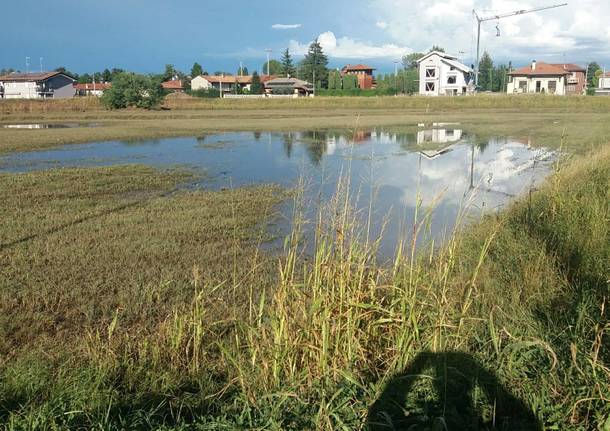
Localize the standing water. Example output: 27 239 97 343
0 128 555 255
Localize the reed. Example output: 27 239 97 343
1 144 608 429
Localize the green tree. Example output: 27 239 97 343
262 59 283 76
237 65 249 76
54 66 78 79
191 62 203 77
299 39 329 90
402 52 425 70
77 73 92 84
430 45 445 53
101 72 164 109
342 74 358 90
102 69 112 82
478 51 494 91
163 64 177 81
327 70 341 90
250 71 264 94
587 62 601 89
280 48 296 77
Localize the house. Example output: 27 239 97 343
74 82 112 97
417 51 474 96
161 79 185 92
507 61 586 95
191 75 276 93
0 71 75 99
264 77 314 97
341 64 376 89
595 72 610 96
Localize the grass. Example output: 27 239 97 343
1 95 610 155
0 141 608 429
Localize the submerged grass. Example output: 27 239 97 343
0 142 609 428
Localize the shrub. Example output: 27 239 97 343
101 72 164 109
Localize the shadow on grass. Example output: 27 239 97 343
367 351 542 431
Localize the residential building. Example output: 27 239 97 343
191 75 276 93
417 51 474 96
0 71 75 99
596 72 610 96
74 82 112 97
341 64 376 89
264 77 314 97
507 61 586 95
161 79 185 92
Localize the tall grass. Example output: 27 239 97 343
1 145 609 429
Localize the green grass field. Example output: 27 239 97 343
0 96 608 430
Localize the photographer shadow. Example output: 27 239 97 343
367 351 542 431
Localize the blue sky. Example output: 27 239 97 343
3 0 610 75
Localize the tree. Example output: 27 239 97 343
102 69 112 82
250 71 264 94
163 64 177 81
191 62 203 78
262 59 283 76
237 65 249 76
327 70 341 90
343 74 358 90
54 66 77 79
587 62 601 89
299 39 329 89
280 48 296 77
402 52 425 70
429 46 445 53
478 51 494 91
101 72 164 109
77 73 92 84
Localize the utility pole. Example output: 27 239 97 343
473 3 568 87
39 57 43 72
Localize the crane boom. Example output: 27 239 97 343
472 2 568 87
476 3 568 22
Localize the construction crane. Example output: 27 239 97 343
473 3 568 87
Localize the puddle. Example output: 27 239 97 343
0 128 556 256
1 123 102 129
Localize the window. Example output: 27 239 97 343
518 80 527 90
425 82 435 92
425 68 436 78
447 75 457 84
548 81 557 94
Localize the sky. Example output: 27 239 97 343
2 0 610 75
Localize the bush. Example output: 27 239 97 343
101 72 164 109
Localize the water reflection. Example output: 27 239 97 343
0 128 555 256
1 123 101 129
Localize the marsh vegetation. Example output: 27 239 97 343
0 97 608 429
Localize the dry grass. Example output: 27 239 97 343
0 165 283 360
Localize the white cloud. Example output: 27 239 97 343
376 20 389 29
271 23 302 30
368 0 610 64
289 31 412 59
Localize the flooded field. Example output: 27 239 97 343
0 127 555 254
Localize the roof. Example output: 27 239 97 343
0 71 74 82
74 82 112 91
417 51 471 73
265 77 313 89
417 51 459 64
195 75 277 84
551 63 586 73
509 62 571 76
162 80 184 90
342 64 376 71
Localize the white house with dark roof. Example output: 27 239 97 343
417 51 474 96
0 71 76 99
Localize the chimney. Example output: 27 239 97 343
531 60 537 71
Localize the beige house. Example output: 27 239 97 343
506 61 586 95
191 75 275 93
